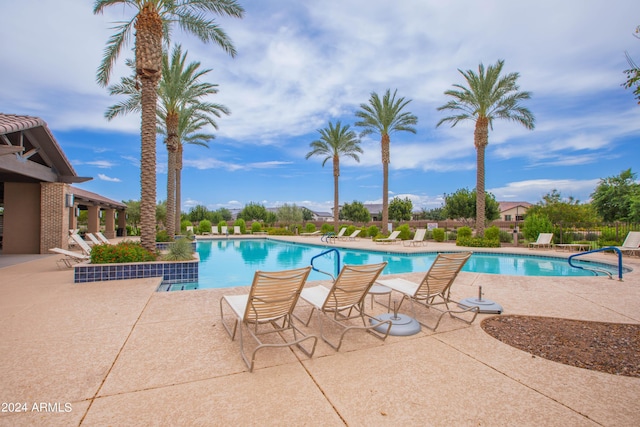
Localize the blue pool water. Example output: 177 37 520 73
169 239 622 291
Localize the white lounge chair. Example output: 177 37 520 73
376 252 478 330
297 262 391 351
233 226 241 235
403 229 427 247
85 233 102 246
95 231 112 244
300 230 321 237
70 233 93 256
528 233 553 249
221 226 228 235
614 231 640 256
220 266 317 372
340 229 361 241
49 248 89 268
375 230 401 244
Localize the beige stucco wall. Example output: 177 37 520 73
3 183 41 254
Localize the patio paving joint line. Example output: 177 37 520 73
77 291 156 425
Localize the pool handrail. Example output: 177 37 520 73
310 248 341 281
321 232 335 243
567 246 623 281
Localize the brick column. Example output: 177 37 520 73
104 208 116 239
87 205 100 234
118 210 127 237
40 183 70 253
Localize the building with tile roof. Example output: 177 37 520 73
0 113 126 254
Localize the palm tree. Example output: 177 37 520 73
105 46 229 238
437 60 535 236
305 121 362 232
94 0 244 252
355 89 417 229
168 106 223 232
157 45 227 237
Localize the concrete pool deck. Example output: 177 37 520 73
1 236 639 426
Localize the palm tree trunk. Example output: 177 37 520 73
474 117 489 236
381 134 390 231
165 113 179 238
175 143 183 233
139 76 159 252
136 4 162 252
333 155 340 233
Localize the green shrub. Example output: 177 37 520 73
499 230 513 243
90 242 156 264
268 227 295 236
234 218 247 234
432 228 445 242
367 225 379 238
396 224 411 240
199 219 212 234
162 238 194 261
457 226 472 239
373 233 386 241
156 230 172 242
523 213 553 241
180 219 192 233
251 222 262 233
358 226 369 238
456 237 501 248
217 220 227 234
484 226 500 241
304 223 316 233
320 223 334 234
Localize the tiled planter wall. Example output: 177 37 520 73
74 254 199 284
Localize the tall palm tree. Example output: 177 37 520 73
105 46 229 237
305 121 362 232
437 60 535 236
94 0 244 252
355 89 417 230
157 44 227 236
167 106 223 232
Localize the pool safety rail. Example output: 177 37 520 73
321 232 336 243
310 248 341 281
568 247 623 281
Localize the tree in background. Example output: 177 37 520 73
340 201 371 223
188 205 210 223
305 121 362 232
443 188 500 225
238 202 268 222
417 207 446 221
623 25 640 104
94 0 244 252
123 200 141 230
276 204 303 227
528 189 600 226
355 89 417 229
591 169 640 222
437 60 535 236
388 197 413 221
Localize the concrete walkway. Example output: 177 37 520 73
1 238 639 426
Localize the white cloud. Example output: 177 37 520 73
97 174 121 182
489 179 600 203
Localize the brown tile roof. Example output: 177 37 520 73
0 113 47 134
70 186 127 210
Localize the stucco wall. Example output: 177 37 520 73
3 183 41 254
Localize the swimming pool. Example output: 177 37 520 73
164 239 623 291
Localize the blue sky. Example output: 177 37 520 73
2 0 640 214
